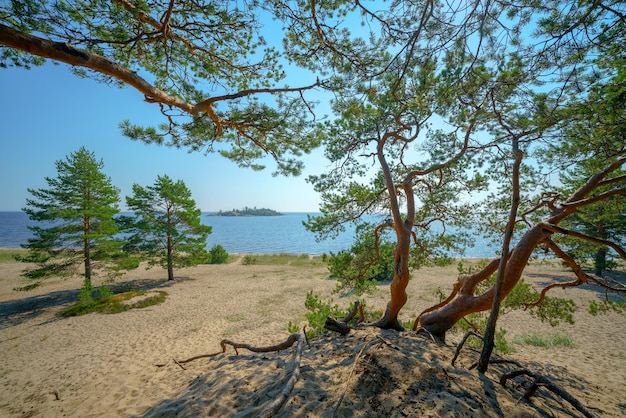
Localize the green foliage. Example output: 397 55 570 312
1 1 323 176
556 166 625 276
326 227 395 295
13 282 41 292
529 296 576 327
78 278 96 307
296 291 378 337
240 253 325 267
287 320 300 334
19 147 131 281
209 245 229 264
588 299 626 316
0 249 27 263
513 334 576 348
61 289 168 317
123 175 212 280
303 291 347 336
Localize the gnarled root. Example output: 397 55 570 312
500 368 598 418
175 333 302 365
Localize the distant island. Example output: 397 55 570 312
213 207 283 216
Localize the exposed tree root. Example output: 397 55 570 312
176 333 302 364
257 333 304 418
452 331 597 418
172 333 305 418
500 368 598 418
451 330 483 367
332 338 379 416
324 301 363 335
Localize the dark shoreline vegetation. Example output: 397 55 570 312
213 207 282 216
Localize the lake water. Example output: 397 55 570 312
0 211 495 257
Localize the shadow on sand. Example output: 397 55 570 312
0 276 192 331
524 267 626 304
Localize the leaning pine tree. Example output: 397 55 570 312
19 146 129 289
123 175 212 281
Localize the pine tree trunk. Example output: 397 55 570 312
167 233 174 281
595 247 607 277
372 223 411 331
419 225 549 339
84 215 92 280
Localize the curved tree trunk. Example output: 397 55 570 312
417 157 625 340
419 225 551 339
372 222 412 330
372 142 416 331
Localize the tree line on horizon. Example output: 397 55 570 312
214 207 283 216
2 0 624 389
17 147 229 299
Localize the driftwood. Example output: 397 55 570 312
500 368 598 418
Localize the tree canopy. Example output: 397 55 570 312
0 0 324 175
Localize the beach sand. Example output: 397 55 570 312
1 256 624 417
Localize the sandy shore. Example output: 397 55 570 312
1 256 624 417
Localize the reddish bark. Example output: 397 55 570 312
416 157 626 339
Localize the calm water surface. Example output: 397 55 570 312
0 211 495 257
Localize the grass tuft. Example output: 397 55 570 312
513 333 576 348
60 289 167 316
241 253 326 267
0 248 28 263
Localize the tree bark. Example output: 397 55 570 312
0 23 195 114
166 233 174 281
372 223 411 330
478 142 522 373
595 247 607 277
419 224 550 339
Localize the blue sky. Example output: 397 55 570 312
0 63 329 212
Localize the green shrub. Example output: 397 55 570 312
326 232 395 295
78 278 96 307
209 244 229 264
242 255 257 265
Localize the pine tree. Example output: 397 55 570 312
123 175 212 280
20 147 128 285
